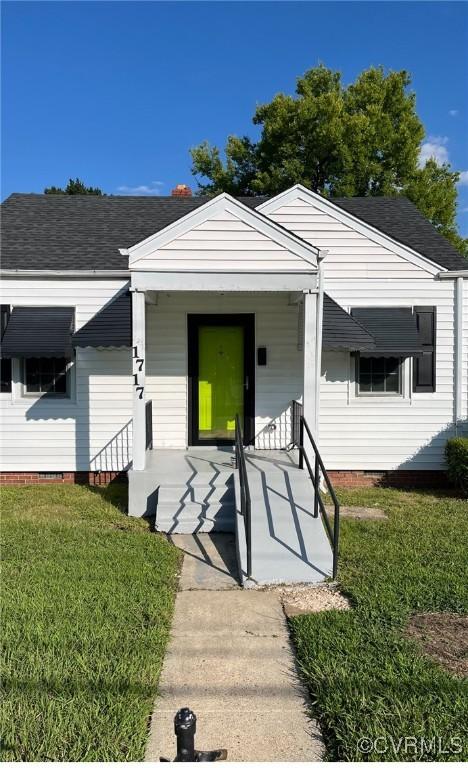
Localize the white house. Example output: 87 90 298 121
1 184 467 582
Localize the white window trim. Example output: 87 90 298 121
355 354 405 398
349 354 412 404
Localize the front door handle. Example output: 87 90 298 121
245 375 249 391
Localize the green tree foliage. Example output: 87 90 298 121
191 65 467 255
44 178 104 195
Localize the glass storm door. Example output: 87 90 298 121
198 325 244 441
188 314 255 446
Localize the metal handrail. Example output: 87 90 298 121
235 414 252 580
291 400 340 579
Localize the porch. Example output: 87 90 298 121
122 193 337 583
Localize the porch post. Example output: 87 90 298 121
303 290 318 438
132 289 146 471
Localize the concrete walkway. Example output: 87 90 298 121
146 534 323 762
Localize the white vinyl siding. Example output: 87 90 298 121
131 211 314 272
262 192 462 471
145 292 303 449
268 200 431 279
319 280 458 470
0 279 132 471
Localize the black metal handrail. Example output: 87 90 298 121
291 400 340 579
235 414 252 580
145 399 153 451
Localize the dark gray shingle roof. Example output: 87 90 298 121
333 196 466 271
0 194 267 271
1 192 465 271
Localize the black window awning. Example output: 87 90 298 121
323 294 376 351
351 307 425 356
72 291 131 349
1 306 74 358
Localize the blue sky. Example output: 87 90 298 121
2 1 468 233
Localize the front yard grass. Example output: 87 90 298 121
291 486 468 761
1 484 181 761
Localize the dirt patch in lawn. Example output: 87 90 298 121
325 505 387 520
262 583 351 617
406 613 468 678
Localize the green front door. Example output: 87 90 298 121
198 325 244 441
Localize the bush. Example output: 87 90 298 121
445 437 468 495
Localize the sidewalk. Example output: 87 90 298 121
145 534 324 762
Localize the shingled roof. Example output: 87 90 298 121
333 196 466 271
1 192 466 271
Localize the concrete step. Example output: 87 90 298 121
157 484 235 506
182 472 235 487
155 502 235 533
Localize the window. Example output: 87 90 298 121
357 356 402 395
413 307 436 393
1 304 12 393
24 357 69 396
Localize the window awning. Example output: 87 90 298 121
323 295 376 351
1 306 74 358
351 307 425 356
72 291 131 349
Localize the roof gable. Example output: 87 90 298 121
258 185 466 275
127 193 319 272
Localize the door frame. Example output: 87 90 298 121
187 313 255 446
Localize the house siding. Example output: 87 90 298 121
130 210 316 272
1 195 466 478
0 278 132 472
267 194 464 471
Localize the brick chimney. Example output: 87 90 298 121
171 183 192 197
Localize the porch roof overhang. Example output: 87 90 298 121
125 193 320 289
67 285 381 352
130 270 318 292
1 306 75 358
351 307 425 357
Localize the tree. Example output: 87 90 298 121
190 64 466 255
44 178 104 195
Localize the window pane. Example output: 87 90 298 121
372 357 386 373
26 359 40 390
1 359 12 393
358 355 401 395
359 374 372 392
372 374 385 392
386 358 399 375
359 357 371 374
385 374 400 393
25 357 69 395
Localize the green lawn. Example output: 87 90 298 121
291 486 468 762
1 484 181 761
